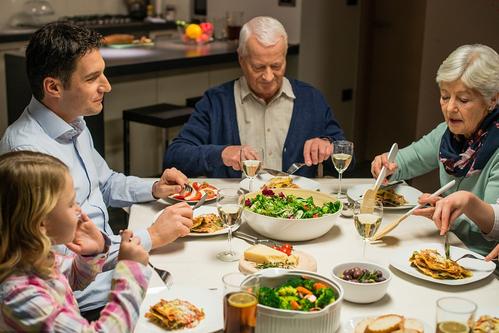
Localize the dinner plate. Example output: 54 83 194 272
160 183 218 205
390 242 496 285
238 249 317 275
153 206 239 237
240 173 320 192
347 183 422 210
135 286 223 333
339 316 432 333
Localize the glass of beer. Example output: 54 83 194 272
436 297 476 333
222 272 259 333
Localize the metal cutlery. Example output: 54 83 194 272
233 231 284 247
444 232 450 259
286 162 306 175
149 262 173 288
454 253 488 262
261 168 289 177
379 180 404 190
182 182 194 194
192 193 208 209
372 180 456 241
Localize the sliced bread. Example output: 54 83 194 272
365 314 404 333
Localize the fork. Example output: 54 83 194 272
453 253 486 262
149 262 173 288
183 183 194 193
233 231 284 247
286 163 306 175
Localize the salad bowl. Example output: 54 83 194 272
242 188 342 241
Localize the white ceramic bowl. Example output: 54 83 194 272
331 261 391 304
242 188 342 241
243 269 344 333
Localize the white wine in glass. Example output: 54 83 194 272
216 188 244 262
332 140 354 198
241 146 264 192
353 199 383 258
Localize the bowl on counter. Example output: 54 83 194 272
331 261 391 304
242 188 342 241
243 269 344 333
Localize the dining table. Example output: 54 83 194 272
128 178 499 332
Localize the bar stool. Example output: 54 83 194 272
122 103 194 175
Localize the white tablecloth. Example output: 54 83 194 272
128 178 498 331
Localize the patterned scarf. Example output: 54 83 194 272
439 108 499 177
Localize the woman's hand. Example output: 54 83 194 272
118 230 149 266
371 152 398 183
412 194 442 220
66 212 105 255
485 244 499 261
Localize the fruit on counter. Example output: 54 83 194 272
185 23 202 39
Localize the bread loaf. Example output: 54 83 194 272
102 34 134 45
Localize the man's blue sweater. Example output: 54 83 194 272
164 78 346 178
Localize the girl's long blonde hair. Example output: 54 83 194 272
0 151 68 283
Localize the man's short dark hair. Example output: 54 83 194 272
26 22 102 101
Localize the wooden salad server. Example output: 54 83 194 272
361 143 398 214
372 180 456 241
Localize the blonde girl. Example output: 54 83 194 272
0 151 150 332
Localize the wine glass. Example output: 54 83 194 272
241 146 264 192
353 199 383 258
332 140 354 198
216 188 244 262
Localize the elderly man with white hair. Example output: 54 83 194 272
164 16 347 178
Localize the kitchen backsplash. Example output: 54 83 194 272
0 0 191 28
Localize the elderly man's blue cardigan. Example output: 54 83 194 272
164 79 346 178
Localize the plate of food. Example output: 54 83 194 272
347 183 422 210
238 243 317 275
165 181 218 204
153 206 238 237
340 314 431 333
240 174 320 192
136 286 223 333
390 243 496 285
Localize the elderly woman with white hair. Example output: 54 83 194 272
164 16 346 178
371 44 499 256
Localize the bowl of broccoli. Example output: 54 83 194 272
243 268 344 333
242 188 342 241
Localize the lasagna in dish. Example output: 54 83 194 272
145 298 205 330
409 249 472 279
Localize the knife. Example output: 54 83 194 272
372 180 456 240
444 232 450 259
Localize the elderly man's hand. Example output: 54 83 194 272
303 138 332 166
148 202 193 249
222 145 243 171
371 153 398 182
152 167 189 199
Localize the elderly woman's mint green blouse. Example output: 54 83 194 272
391 122 499 256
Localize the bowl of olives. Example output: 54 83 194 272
331 262 391 303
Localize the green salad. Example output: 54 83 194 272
258 277 336 312
244 189 341 219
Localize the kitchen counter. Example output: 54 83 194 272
0 21 177 44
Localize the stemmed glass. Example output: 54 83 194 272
332 140 354 198
216 188 244 262
241 146 264 192
353 199 383 258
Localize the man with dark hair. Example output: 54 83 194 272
0 22 193 320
